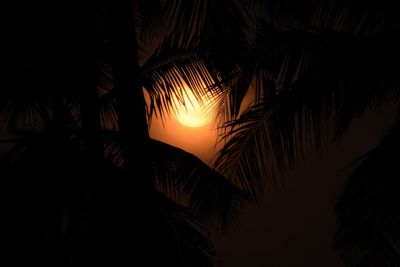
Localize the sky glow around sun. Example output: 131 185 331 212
174 89 213 128
146 85 253 164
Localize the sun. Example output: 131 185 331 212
174 89 213 128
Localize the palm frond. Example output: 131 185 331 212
103 130 124 167
334 120 400 266
135 0 166 52
0 98 50 132
229 0 400 127
130 0 250 123
96 65 119 130
214 98 309 200
98 95 119 130
1 128 216 266
151 139 247 226
162 0 208 42
140 34 223 120
216 4 400 200
158 193 215 267
103 132 247 226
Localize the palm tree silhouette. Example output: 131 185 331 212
6 0 399 266
3 0 248 266
215 1 400 266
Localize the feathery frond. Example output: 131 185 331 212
141 34 224 120
151 139 247 227
335 120 400 266
214 98 308 199
103 132 247 227
158 193 216 267
217 1 400 199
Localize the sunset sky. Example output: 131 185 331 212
5 1 400 266
147 84 255 165
148 88 397 266
147 88 223 164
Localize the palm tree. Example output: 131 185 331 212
3 0 249 265
215 0 400 265
334 120 400 266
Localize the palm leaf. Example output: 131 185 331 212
141 0 250 119
0 98 49 132
214 99 306 200
103 132 247 226
151 139 247 226
216 2 400 199
0 129 217 266
334 120 400 266
158 193 216 267
134 0 166 56
140 34 225 120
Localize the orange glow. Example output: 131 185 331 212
174 90 213 128
150 114 221 164
145 85 253 165
145 87 220 164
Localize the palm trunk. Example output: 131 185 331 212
80 70 104 167
66 3 107 265
107 0 152 188
105 1 186 264
79 35 107 267
106 0 158 265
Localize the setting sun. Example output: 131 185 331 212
147 86 222 164
174 89 213 128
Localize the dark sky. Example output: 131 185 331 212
213 105 397 267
